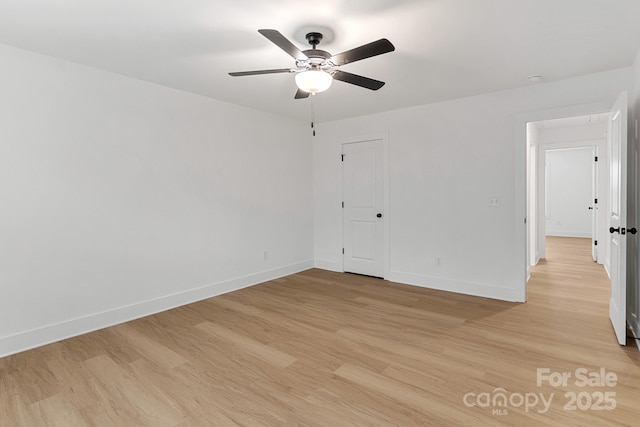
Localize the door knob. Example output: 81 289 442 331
588 206 593 210
629 227 638 235
376 213 382 218
609 227 620 234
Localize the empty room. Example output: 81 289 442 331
2 1 640 425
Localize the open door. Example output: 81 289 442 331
608 92 627 346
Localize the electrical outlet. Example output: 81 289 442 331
489 197 501 207
434 256 442 267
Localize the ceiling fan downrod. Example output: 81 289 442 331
305 32 323 49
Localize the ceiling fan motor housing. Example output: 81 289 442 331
298 49 332 69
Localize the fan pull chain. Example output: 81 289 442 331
311 97 316 136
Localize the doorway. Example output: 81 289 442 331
518 96 630 345
341 138 387 278
526 113 609 274
544 146 598 258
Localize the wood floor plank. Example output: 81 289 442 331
108 323 187 370
82 354 185 426
1 236 639 425
195 322 297 369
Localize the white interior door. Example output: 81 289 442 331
342 140 384 278
608 92 627 346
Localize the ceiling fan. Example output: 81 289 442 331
229 29 395 99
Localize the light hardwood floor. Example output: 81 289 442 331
2 237 639 426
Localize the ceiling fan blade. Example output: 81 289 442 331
229 68 294 77
332 70 385 90
331 39 395 66
258 29 308 61
294 88 310 99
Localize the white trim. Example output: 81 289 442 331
0 260 313 358
387 271 522 302
382 132 391 279
314 259 343 272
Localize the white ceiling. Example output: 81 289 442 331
1 0 640 122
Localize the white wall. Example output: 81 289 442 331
628 49 640 340
545 148 594 238
314 68 632 302
0 44 314 357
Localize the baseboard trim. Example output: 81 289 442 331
0 260 314 358
311 264 523 302
314 258 343 272
386 270 524 302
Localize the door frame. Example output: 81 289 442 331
536 143 605 263
515 102 612 302
339 133 390 279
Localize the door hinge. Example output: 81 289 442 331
595 240 598 246
342 201 344 208
594 156 598 162
595 198 598 204
342 248 344 254
341 154 344 161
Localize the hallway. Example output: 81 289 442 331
529 236 610 302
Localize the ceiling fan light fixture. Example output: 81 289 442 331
295 69 333 95
229 29 395 99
